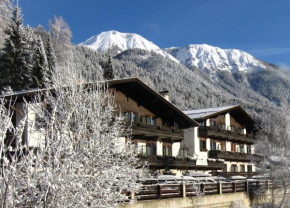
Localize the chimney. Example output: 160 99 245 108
159 90 169 101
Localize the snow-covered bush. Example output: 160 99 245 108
0 81 147 207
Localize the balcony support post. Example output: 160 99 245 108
181 183 186 198
130 191 135 200
233 182 236 192
218 182 222 194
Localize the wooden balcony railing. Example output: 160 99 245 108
138 155 197 168
199 126 255 143
130 122 184 139
208 150 263 162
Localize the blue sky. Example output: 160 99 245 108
20 0 290 66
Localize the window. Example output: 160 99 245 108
247 165 252 172
124 112 137 123
230 126 236 132
230 165 238 172
199 121 205 126
210 140 217 150
146 143 156 155
163 144 172 156
200 140 207 151
239 145 245 153
162 121 170 128
220 141 226 151
231 143 236 152
179 149 188 157
240 165 245 172
210 120 216 127
141 116 155 126
174 122 179 129
218 123 226 130
247 145 252 153
237 128 243 134
222 164 227 172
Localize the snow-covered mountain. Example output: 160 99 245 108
165 44 271 78
79 31 277 79
79 31 178 62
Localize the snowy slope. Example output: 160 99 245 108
79 31 178 62
165 44 268 77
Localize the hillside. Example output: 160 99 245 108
78 31 290 113
72 46 281 123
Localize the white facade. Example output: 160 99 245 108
183 108 257 175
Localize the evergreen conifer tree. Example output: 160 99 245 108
0 5 33 92
45 35 56 86
31 37 49 88
103 55 114 80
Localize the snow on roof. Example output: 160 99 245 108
183 105 238 119
210 176 226 180
189 172 212 177
0 88 47 98
229 175 247 180
157 175 181 180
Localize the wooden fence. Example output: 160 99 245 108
129 180 276 201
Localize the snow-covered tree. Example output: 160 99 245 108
253 110 290 207
0 64 146 207
0 97 30 208
103 55 114 80
0 0 13 47
0 5 33 92
29 82 146 207
33 25 49 43
49 16 73 68
31 36 49 88
45 35 56 86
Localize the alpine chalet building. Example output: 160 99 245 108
182 105 261 177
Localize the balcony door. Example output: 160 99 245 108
145 143 156 155
163 143 172 156
231 143 236 152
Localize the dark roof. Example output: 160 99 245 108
108 78 198 128
1 78 198 128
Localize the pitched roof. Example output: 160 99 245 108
0 77 198 128
108 78 198 128
183 105 261 130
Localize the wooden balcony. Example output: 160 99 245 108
211 171 257 178
199 126 255 143
208 150 263 162
138 155 196 169
138 155 224 170
131 122 184 141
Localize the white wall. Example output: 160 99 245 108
225 113 230 130
226 141 231 151
183 127 197 157
172 142 180 157
206 119 210 127
224 161 256 173
156 139 163 156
